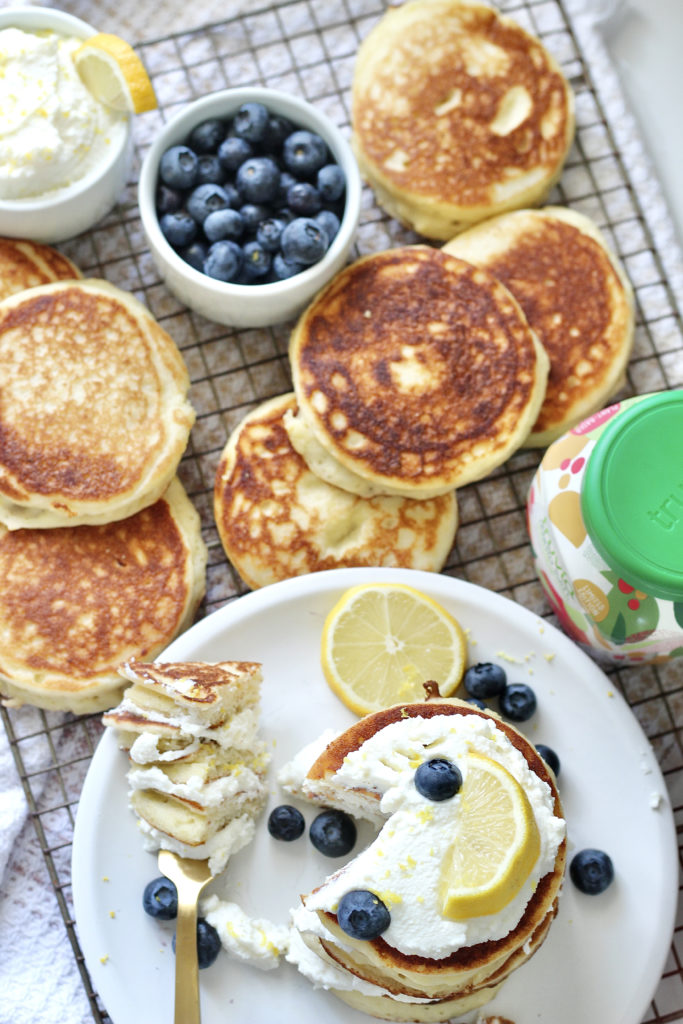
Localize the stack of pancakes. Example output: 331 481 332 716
284 699 566 1021
351 0 575 240
103 658 269 875
0 244 203 714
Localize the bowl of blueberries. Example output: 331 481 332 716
138 87 362 328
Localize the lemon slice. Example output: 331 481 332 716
320 582 466 715
440 752 541 919
73 34 157 114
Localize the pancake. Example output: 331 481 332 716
0 278 195 530
0 478 207 713
213 392 458 588
287 246 549 497
286 698 566 1019
351 0 575 240
0 236 81 301
444 206 635 444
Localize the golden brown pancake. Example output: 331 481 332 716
288 246 549 497
0 478 207 713
213 392 458 588
444 206 635 444
352 0 575 240
0 237 81 301
0 278 195 529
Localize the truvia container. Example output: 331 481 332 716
527 390 683 664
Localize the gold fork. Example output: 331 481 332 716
158 849 214 1024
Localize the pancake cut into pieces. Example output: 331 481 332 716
213 392 458 588
0 277 195 529
0 236 81 301
444 206 635 445
287 246 549 498
0 478 207 713
351 0 575 239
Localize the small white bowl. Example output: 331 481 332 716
0 7 133 244
138 87 362 329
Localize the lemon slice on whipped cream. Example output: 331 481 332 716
73 33 157 114
440 752 541 919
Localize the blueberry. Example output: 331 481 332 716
236 157 281 204
267 804 305 841
463 662 507 700
242 240 271 279
265 114 294 149
172 918 222 969
309 808 356 857
180 239 208 271
142 876 178 920
499 683 537 722
465 696 487 710
256 217 286 252
204 240 243 282
233 102 270 144
281 217 329 265
189 118 226 154
272 252 306 280
196 154 227 185
275 170 298 208
569 848 614 895
337 890 391 941
287 181 322 216
187 183 231 224
160 210 198 248
203 207 244 243
315 209 340 242
156 184 183 215
239 203 272 233
317 164 345 202
159 144 198 189
218 135 253 171
535 744 560 777
283 130 328 177
414 758 463 801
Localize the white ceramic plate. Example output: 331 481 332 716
72 567 677 1024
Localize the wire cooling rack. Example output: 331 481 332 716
1 1 682 1021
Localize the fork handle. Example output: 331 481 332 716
174 891 202 1024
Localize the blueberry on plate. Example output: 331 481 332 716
218 135 253 172
267 804 306 841
159 144 199 189
281 217 329 265
309 808 356 857
465 696 487 711
315 208 340 242
203 207 244 243
414 758 463 801
282 130 328 177
236 156 281 204
204 240 243 282
143 876 178 920
535 743 560 777
233 101 270 144
337 890 391 941
499 682 537 722
317 164 345 202
242 239 272 280
463 662 507 699
195 154 226 186
188 117 225 154
160 210 198 249
186 183 231 225
179 239 208 272
173 918 222 969
272 252 306 280
569 848 614 895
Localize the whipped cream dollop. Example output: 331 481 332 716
301 713 565 959
0 27 126 199
202 895 290 971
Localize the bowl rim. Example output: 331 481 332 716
138 86 362 298
0 6 132 212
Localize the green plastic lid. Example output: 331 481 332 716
581 391 683 602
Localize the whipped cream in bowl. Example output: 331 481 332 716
0 7 132 243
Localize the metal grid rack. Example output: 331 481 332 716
1 1 682 1021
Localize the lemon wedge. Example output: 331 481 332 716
440 752 541 919
73 34 157 114
320 582 466 716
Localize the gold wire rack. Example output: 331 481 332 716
1 1 682 1021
